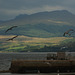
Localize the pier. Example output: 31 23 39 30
8 52 75 73
10 60 75 73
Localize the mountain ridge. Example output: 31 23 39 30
0 10 75 38
14 10 75 25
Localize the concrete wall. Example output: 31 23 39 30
10 60 75 73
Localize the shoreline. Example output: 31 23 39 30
0 70 10 73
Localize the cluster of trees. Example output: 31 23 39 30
25 41 75 52
19 42 75 52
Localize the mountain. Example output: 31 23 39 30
0 10 75 37
12 10 75 25
0 20 5 24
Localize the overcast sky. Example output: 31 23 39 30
0 0 75 21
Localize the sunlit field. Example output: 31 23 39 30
0 35 73 52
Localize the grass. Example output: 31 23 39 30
0 35 73 52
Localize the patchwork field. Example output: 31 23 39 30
0 35 73 52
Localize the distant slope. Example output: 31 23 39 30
0 35 73 52
0 10 75 37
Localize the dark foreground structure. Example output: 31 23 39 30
9 52 75 73
10 60 75 73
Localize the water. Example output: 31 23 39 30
0 52 75 75
0 52 50 71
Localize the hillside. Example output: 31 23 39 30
0 10 75 37
0 35 73 52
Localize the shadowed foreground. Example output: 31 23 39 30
10 60 75 73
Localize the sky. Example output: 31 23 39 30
0 0 75 21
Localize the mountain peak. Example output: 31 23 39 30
14 10 74 20
0 10 75 38
50 10 73 14
15 14 28 19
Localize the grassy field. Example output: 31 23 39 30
0 35 73 52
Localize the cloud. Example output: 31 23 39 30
0 0 75 20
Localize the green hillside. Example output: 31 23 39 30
0 10 75 38
0 10 75 52
0 23 75 38
0 35 73 52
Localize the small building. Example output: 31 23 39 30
47 52 66 60
47 53 57 60
57 52 66 60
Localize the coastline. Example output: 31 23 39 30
0 70 10 73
